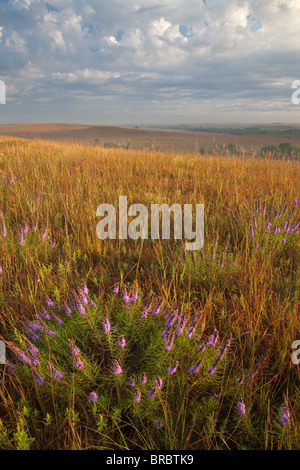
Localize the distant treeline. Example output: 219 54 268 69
261 142 300 159
148 124 300 137
223 141 300 160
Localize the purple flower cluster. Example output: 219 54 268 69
280 402 291 427
208 335 232 375
113 359 123 375
153 420 164 430
140 298 153 320
167 360 179 375
47 362 64 381
237 395 246 416
133 388 141 403
103 307 111 335
207 329 219 348
89 391 98 402
118 335 126 349
139 372 147 385
188 358 204 375
68 339 84 369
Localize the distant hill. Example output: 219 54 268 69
1 123 300 156
142 123 300 137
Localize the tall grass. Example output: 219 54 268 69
0 138 299 450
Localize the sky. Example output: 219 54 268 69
0 0 300 125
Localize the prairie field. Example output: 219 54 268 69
0 137 299 450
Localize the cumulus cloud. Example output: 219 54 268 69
0 0 299 124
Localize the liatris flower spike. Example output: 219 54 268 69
89 392 98 402
237 395 246 417
167 360 179 375
113 359 123 375
281 402 291 427
133 388 141 403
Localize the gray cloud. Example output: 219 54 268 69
0 0 300 124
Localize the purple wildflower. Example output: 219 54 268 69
189 358 204 374
52 368 63 381
23 223 29 236
26 342 39 357
236 375 245 386
133 388 141 403
88 298 97 309
47 362 63 381
1 221 7 238
281 402 291 426
103 307 111 335
113 359 123 375
161 329 168 339
37 307 51 321
32 369 44 386
18 230 25 246
62 300 72 316
148 388 157 399
27 331 41 342
51 312 63 326
130 284 138 303
153 420 164 430
128 376 136 387
27 320 44 333
73 356 84 370
165 309 178 328
289 220 300 234
81 283 89 296
207 329 219 348
141 302 152 320
219 253 224 268
152 300 162 316
198 341 206 352
89 392 98 402
167 360 179 375
122 287 130 306
5 360 17 375
139 372 147 385
265 222 272 231
186 323 197 339
283 220 290 233
43 324 57 337
12 348 32 366
40 226 47 241
44 295 55 308
237 395 246 416
208 335 232 374
68 339 80 356
155 376 163 390
118 335 126 349
164 332 175 351
77 286 89 306
113 283 120 294
175 315 188 336
77 300 86 316
272 226 280 235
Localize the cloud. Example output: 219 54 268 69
0 0 300 124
